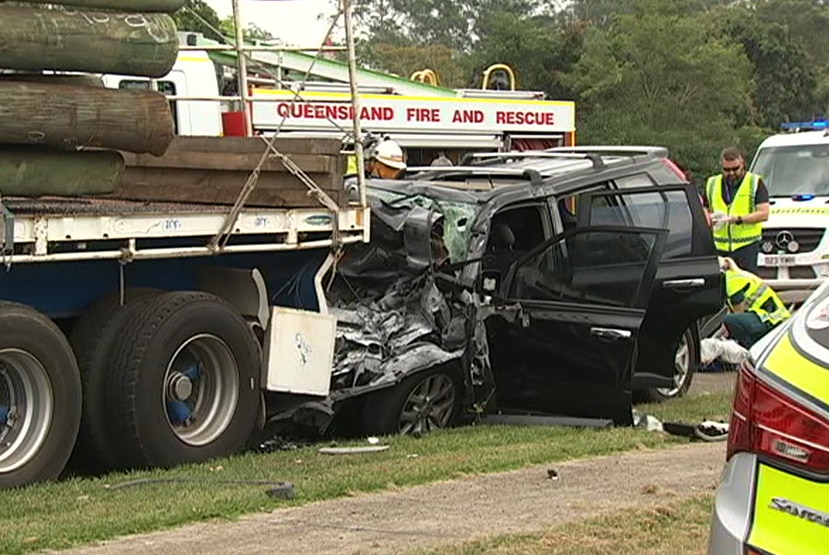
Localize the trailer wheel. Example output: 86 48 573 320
105 291 261 469
361 366 461 437
69 288 161 471
0 302 81 489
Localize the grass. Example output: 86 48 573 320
0 391 733 555
400 494 715 555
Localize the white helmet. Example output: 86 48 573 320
373 139 406 170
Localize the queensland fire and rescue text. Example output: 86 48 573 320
274 103 557 127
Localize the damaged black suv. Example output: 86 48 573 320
327 146 724 434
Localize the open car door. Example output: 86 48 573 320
488 225 667 425
576 185 723 390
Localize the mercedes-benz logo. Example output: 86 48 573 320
775 230 800 253
775 231 795 249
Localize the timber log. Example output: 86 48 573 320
0 147 124 196
0 81 175 156
0 6 178 78
0 0 186 12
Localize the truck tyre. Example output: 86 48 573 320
361 366 461 436
68 288 161 472
0 302 81 489
104 291 261 469
638 327 697 404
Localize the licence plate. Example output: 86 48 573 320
763 255 796 267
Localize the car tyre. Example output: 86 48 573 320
361 366 461 436
638 327 696 403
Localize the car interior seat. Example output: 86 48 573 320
490 222 516 252
484 222 524 280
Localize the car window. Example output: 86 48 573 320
509 228 663 308
487 204 547 252
582 190 694 259
614 174 655 188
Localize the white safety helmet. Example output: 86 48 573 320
373 139 406 170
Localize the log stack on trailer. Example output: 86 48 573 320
0 0 347 207
0 0 181 195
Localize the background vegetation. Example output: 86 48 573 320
178 0 829 183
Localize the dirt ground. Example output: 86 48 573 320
689 370 736 396
55 372 737 555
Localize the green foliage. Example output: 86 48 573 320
565 0 754 178
721 4 821 128
353 0 541 52
173 1 276 43
360 42 469 87
348 0 828 177
219 17 276 42
467 12 583 99
172 0 223 39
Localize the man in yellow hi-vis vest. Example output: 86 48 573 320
721 257 790 348
703 147 770 273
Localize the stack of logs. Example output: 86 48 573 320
0 0 183 196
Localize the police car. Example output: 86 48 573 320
707 279 829 555
751 120 829 304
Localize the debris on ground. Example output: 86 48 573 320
662 420 729 442
318 445 391 455
633 412 664 432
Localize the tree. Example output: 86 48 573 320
563 0 755 177
467 11 583 99
352 0 541 52
359 43 468 87
172 0 223 39
220 17 276 42
748 0 829 120
565 0 736 28
721 7 819 128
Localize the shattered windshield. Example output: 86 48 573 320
369 188 480 263
752 144 829 197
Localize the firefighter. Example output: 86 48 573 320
721 257 791 348
366 137 407 179
344 135 407 202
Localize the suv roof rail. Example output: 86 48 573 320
407 166 544 186
545 145 668 158
464 151 606 170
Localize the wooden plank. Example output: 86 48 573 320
0 81 174 155
166 136 345 156
115 168 344 208
15 0 185 12
0 147 123 196
120 150 341 174
0 6 178 78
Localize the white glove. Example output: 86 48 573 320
710 212 730 230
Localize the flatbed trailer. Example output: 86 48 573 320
0 0 372 489
0 188 369 489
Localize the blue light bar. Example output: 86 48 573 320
781 120 829 131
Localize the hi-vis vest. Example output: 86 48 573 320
706 172 763 252
726 268 791 326
346 154 358 176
